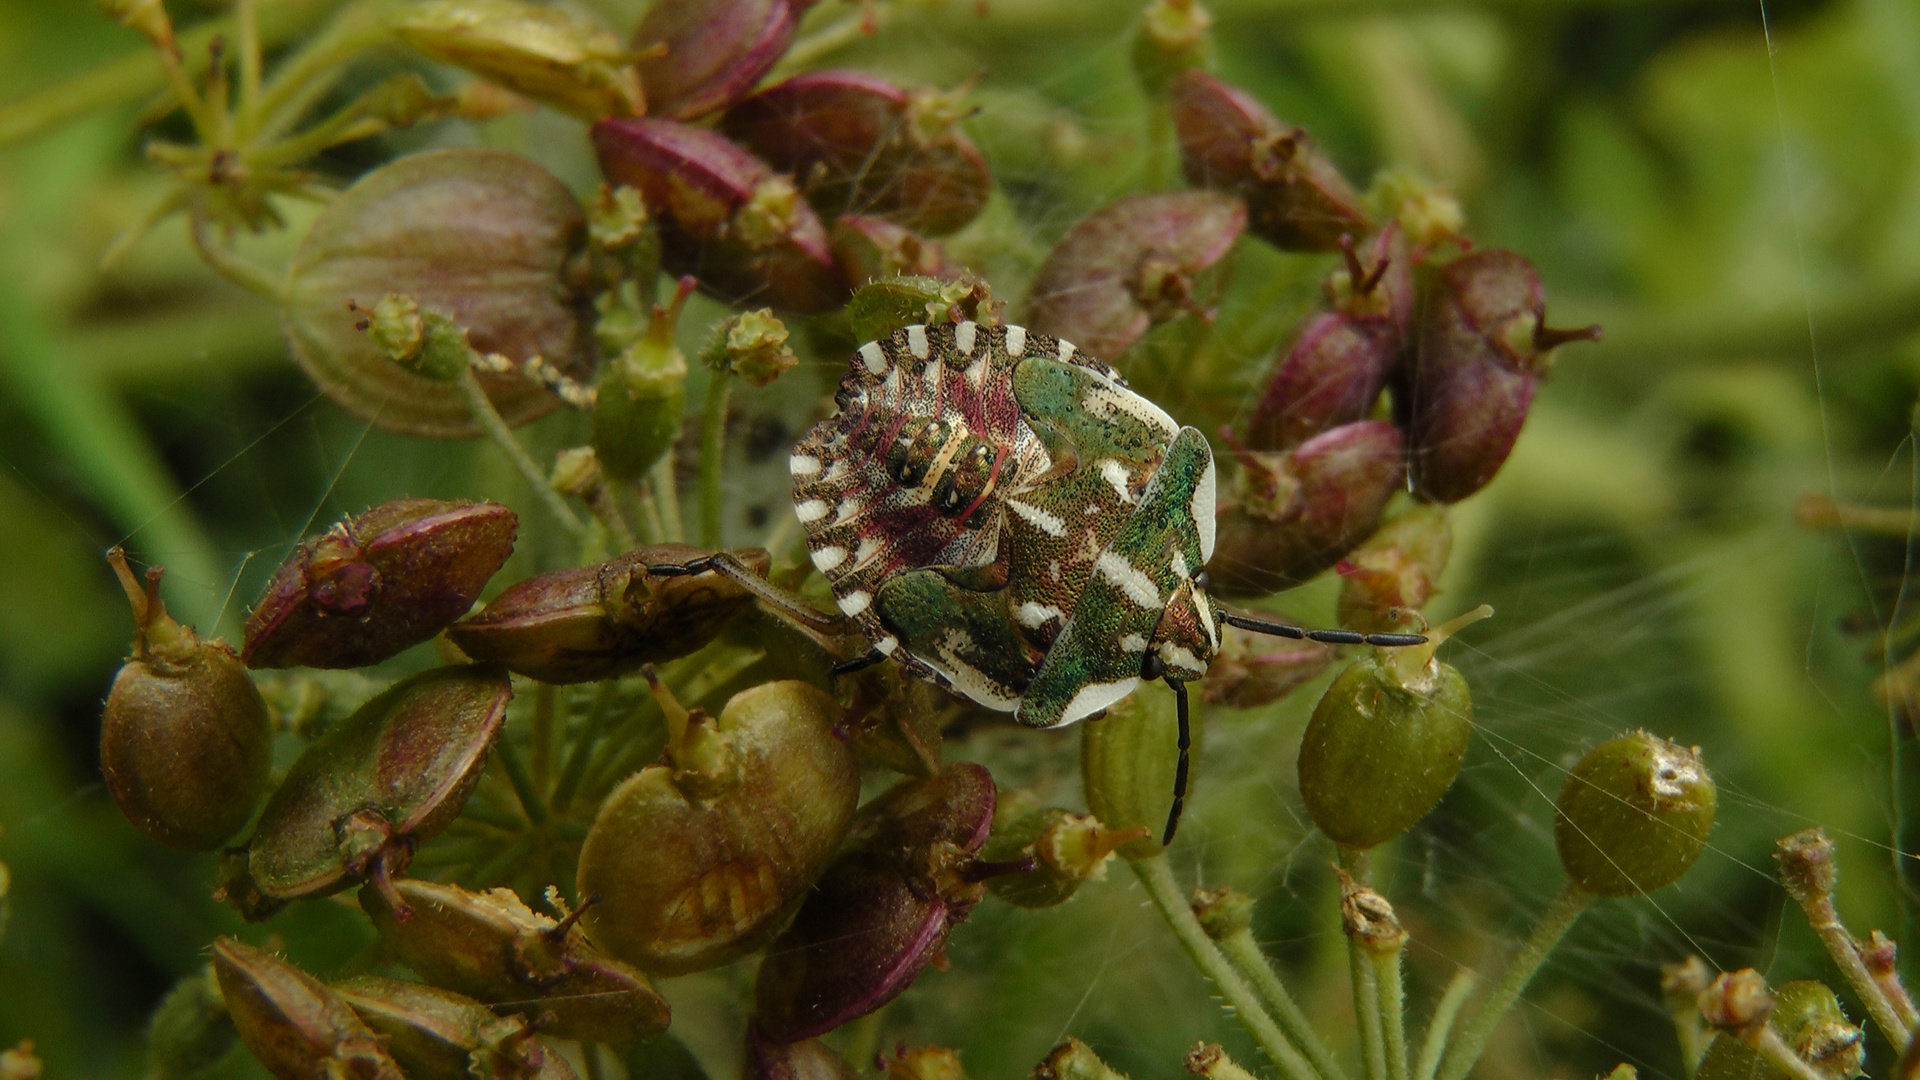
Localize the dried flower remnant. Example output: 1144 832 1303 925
633 0 800 120
1033 1040 1132 1080
211 938 405 1080
390 0 643 119
1336 503 1452 635
101 550 271 850
1555 732 1715 897
843 274 1004 343
243 499 517 669
980 802 1146 908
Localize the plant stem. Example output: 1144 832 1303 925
1413 970 1477 1080
1134 854 1326 1080
1750 1027 1836 1080
583 1044 609 1080
1217 930 1352 1080
187 214 286 302
551 683 619 815
1375 942 1409 1080
1340 848 1390 1080
1792 884 1912 1049
651 452 685 543
492 736 548 827
236 0 262 118
700 369 732 548
530 682 557 791
1436 883 1592 1080
456 368 588 540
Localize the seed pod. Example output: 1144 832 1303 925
1405 250 1601 503
221 665 509 919
592 117 846 313
1298 606 1490 849
593 279 693 482
1336 503 1452 635
360 879 669 1042
1033 1040 1131 1080
284 149 597 438
743 1023 858 1080
1082 688 1197 860
578 679 859 974
1200 620 1334 709
1555 732 1715 896
1131 0 1212 96
243 499 518 670
1169 70 1367 252
703 307 800 388
843 274 1003 344
448 544 771 684
210 938 405 1080
754 764 1004 1041
1208 421 1406 599
720 71 992 236
1696 980 1863 1080
831 216 959 289
331 976 570 1080
1025 191 1245 362
145 966 236 1080
633 0 798 120
390 0 643 119
981 804 1145 908
101 550 270 850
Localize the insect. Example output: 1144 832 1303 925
662 320 1424 843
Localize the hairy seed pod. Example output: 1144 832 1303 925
593 279 693 482
1083 687 1198 860
390 0 642 119
101 550 271 850
1026 191 1245 362
331 976 570 1080
283 149 597 438
448 544 770 683
145 966 236 1080
721 71 992 236
981 802 1143 908
360 879 669 1043
1696 980 1864 1080
578 680 860 974
1208 421 1405 598
221 665 509 919
243 499 517 669
1336 503 1452 635
1555 731 1716 896
632 0 799 120
743 1023 859 1080
211 938 405 1080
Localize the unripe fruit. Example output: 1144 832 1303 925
593 278 692 482
981 803 1144 908
744 1023 859 1080
211 938 404 1080
1555 731 1715 896
633 0 799 121
331 976 568 1080
1131 0 1213 95
1336 503 1452 635
145 966 236 1080
1696 980 1863 1080
390 0 642 119
101 550 271 850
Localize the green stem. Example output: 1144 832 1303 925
1134 855 1324 1080
583 1044 609 1080
492 736 549 827
1375 942 1409 1080
633 478 666 544
1436 883 1592 1080
1795 890 1912 1050
1340 848 1388 1080
236 0 262 118
456 368 587 539
250 2 392 139
187 214 286 302
652 450 685 543
1750 1028 1835 1080
455 800 526 831
1413 970 1476 1080
530 682 557 792
700 369 732 548
550 683 619 815
467 833 539 887
1217 931 1351 1080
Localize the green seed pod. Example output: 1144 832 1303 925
145 966 236 1080
390 0 643 119
210 938 404 1080
243 499 519 670
1555 731 1716 897
448 545 771 684
593 278 692 482
1297 606 1490 849
844 274 1002 344
981 804 1144 908
1083 685 1201 860
578 679 860 974
1033 1040 1131 1080
284 149 596 438
331 976 570 1080
221 665 510 919
360 879 669 1043
101 550 271 850
1696 981 1863 1080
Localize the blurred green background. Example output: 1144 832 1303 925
2 0 1918 1077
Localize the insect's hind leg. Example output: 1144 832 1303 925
645 551 852 636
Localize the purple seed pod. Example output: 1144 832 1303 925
1207 420 1407 599
1336 503 1451 634
744 1022 860 1080
831 215 960 287
243 499 518 670
211 938 405 1080
720 71 992 236
1404 250 1601 503
1169 69 1368 252
592 117 847 313
632 0 799 120
1025 191 1246 361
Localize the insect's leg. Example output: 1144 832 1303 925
647 552 851 635
1162 676 1192 846
830 651 888 677
1218 609 1427 648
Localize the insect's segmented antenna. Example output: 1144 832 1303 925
830 651 887 677
1162 677 1192 846
1220 610 1428 648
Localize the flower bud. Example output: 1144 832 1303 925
1336 503 1451 635
1083 686 1197 860
1555 732 1715 896
1367 170 1466 254
284 149 598 438
592 118 846 313
633 0 799 120
981 805 1145 908
145 966 236 1080
703 308 799 387
1697 980 1863 1080
243 500 517 669
577 680 860 974
1170 70 1367 251
1406 250 1601 503
210 938 404 1080
1297 606 1490 849
831 216 959 286
721 71 991 236
101 550 271 850
448 544 771 683
1026 191 1245 361
744 1023 859 1080
390 0 642 119
361 879 669 1042
1207 421 1405 598
331 976 568 1080
1033 1040 1131 1080
221 665 510 918
843 274 1003 344
1131 0 1212 95
593 278 693 482
1200 620 1333 709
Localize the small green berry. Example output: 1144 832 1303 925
1554 731 1716 897
1696 980 1863 1080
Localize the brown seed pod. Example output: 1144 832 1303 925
390 0 643 119
633 0 800 120
211 938 405 1080
331 976 572 1080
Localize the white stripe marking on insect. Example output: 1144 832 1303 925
837 590 871 616
1171 550 1189 578
1096 550 1162 609
1099 458 1134 504
1058 339 1076 363
955 320 976 354
853 536 882 568
1192 449 1218 562
795 499 829 523
1015 601 1064 628
1005 325 1027 356
790 454 821 477
860 342 887 374
906 324 929 359
1057 678 1140 726
875 635 898 655
1157 641 1204 674
1008 499 1067 537
811 545 848 573
1120 633 1148 653
964 356 988 388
